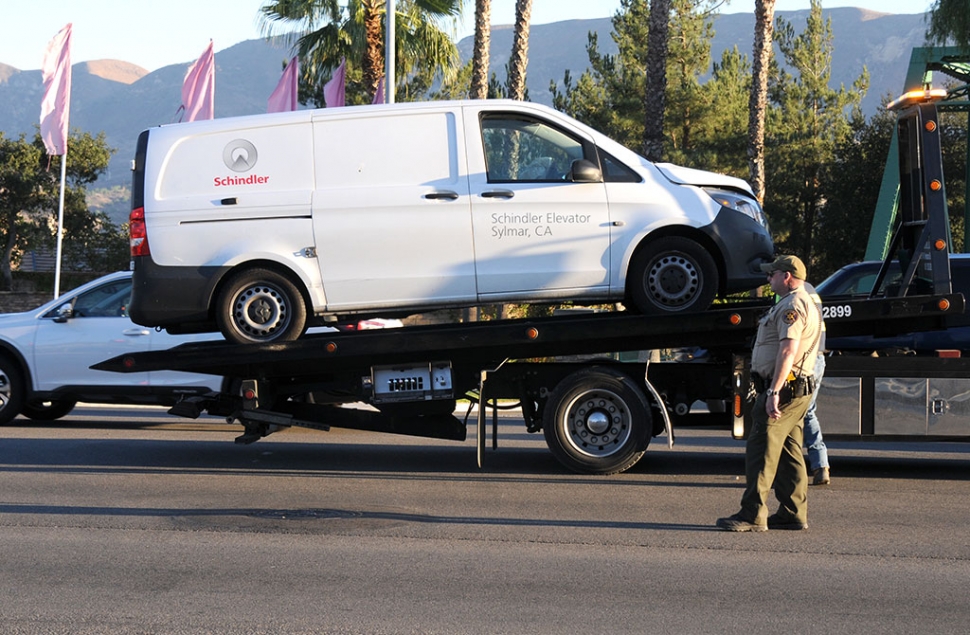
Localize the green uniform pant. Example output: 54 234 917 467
740 391 812 525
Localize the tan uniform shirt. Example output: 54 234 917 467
751 285 821 380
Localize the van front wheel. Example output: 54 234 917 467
629 237 718 314
217 268 307 344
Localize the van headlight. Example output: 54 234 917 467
705 188 768 229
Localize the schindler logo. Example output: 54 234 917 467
215 139 269 187
223 139 258 172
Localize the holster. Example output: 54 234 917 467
751 372 815 408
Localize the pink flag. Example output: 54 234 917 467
179 41 215 122
267 56 299 113
372 77 384 105
323 58 346 108
40 23 72 155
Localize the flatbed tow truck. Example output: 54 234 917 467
94 90 965 475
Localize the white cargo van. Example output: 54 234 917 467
128 100 772 344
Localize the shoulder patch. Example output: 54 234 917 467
783 309 798 325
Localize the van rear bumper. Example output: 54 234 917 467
702 207 774 293
129 257 230 334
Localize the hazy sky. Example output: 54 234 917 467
0 0 933 73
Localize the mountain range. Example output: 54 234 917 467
0 7 933 221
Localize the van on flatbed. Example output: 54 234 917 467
92 90 968 474
127 100 773 344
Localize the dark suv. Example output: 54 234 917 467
817 254 970 354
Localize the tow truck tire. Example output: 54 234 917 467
0 355 26 425
542 367 651 474
629 236 718 314
21 399 77 421
217 268 307 344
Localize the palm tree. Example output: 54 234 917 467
506 0 532 100
643 0 671 162
260 0 464 104
470 0 491 99
748 0 776 203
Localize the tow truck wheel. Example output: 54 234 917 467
629 236 718 314
542 367 651 474
217 268 307 344
0 355 26 425
21 399 77 421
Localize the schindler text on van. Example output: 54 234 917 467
214 174 270 187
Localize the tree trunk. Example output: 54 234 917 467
643 0 671 162
748 0 776 203
470 0 491 99
362 0 385 102
2 220 16 292
506 0 533 100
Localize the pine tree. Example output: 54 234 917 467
765 0 869 273
927 0 970 50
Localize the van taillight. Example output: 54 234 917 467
129 207 150 256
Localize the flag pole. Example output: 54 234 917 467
386 0 395 103
40 23 72 300
53 154 67 299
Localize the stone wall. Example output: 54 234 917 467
0 272 105 315
0 292 56 314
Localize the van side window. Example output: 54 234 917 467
481 115 586 182
598 149 642 183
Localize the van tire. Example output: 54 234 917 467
0 355 26 425
217 268 307 344
629 237 718 314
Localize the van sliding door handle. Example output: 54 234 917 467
481 190 515 199
220 197 237 205
424 190 459 201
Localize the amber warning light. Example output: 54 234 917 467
887 88 948 111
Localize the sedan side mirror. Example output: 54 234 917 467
53 302 74 323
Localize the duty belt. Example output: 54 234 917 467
751 371 815 397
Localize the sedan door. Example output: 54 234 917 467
30 278 152 390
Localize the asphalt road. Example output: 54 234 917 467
3 406 970 634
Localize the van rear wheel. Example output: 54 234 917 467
217 268 307 344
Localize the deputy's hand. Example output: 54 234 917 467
766 393 781 420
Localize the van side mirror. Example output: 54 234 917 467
570 159 603 183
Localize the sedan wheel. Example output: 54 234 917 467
0 356 26 425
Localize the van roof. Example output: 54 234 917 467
151 99 564 132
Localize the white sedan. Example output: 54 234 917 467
0 271 223 425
